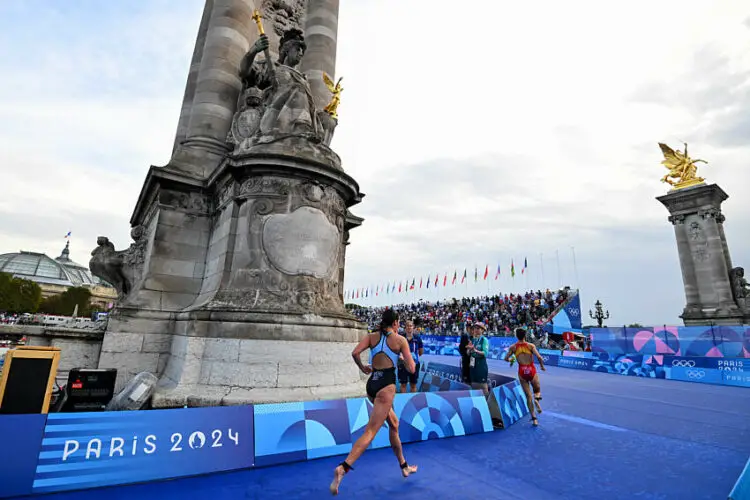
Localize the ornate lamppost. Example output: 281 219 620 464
589 300 610 328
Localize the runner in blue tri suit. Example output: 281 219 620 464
330 309 418 495
398 319 424 393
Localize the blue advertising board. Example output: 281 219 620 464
29 405 254 495
0 414 47 498
253 390 493 468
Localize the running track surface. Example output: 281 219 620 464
21 355 750 500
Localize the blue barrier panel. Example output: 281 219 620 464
590 325 750 358
253 399 351 467
253 390 493 468
729 456 750 500
0 414 47 498
491 381 530 427
25 406 254 496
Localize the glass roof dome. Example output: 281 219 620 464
0 242 110 288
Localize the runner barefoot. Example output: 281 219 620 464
505 328 546 426
330 309 418 496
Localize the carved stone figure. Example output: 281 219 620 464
228 25 340 167
90 237 128 296
260 0 306 35
89 227 147 300
730 267 750 310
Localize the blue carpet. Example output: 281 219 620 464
18 355 750 500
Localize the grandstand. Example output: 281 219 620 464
351 287 584 343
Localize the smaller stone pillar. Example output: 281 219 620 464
657 184 744 325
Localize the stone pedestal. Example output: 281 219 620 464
657 184 746 325
22 327 104 381
90 0 368 406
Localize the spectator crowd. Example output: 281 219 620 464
352 288 572 337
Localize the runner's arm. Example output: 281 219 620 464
503 345 515 362
401 337 416 373
532 344 546 370
417 336 424 357
351 334 372 374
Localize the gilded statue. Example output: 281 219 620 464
658 142 707 190
322 73 343 119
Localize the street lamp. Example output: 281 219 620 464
589 299 610 328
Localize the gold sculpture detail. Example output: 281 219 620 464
251 9 265 35
658 142 707 190
322 72 343 119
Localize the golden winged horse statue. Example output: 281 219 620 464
322 72 343 119
658 142 707 190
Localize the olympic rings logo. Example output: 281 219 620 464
672 360 695 367
686 369 705 379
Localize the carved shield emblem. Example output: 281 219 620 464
262 206 340 278
231 108 261 141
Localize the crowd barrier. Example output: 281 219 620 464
729 455 750 500
420 336 750 388
0 360 537 498
590 325 750 358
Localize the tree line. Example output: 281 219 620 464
0 272 100 316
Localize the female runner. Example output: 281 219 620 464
330 309 418 495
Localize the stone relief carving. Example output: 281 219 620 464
261 0 306 36
698 208 721 220
668 214 686 225
688 221 710 263
262 206 340 279
160 190 208 214
89 226 147 300
241 177 293 197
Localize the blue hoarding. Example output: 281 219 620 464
30 406 254 494
253 390 493 468
1 414 47 497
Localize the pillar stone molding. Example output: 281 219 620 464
657 183 748 325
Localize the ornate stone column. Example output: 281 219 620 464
172 0 214 155
172 0 257 179
657 184 743 325
300 0 339 109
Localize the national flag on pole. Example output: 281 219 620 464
452 271 457 285
461 269 467 283
443 274 447 286
365 288 368 298
495 264 501 280
483 264 489 280
420 277 423 288
410 278 415 290
474 266 478 282
511 260 516 278
398 282 402 293
522 258 528 274
434 274 439 287
64 231 71 239
427 275 430 289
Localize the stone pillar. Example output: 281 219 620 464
300 0 339 109
172 0 257 178
172 0 214 155
657 184 743 325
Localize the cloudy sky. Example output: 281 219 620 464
1 1 749 326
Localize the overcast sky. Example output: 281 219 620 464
1 1 749 326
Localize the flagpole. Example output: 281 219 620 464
571 246 579 290
540 253 545 290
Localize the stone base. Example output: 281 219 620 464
21 327 104 382
153 331 367 408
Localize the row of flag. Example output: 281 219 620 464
345 259 528 301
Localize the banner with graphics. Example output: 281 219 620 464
252 390 493 467
29 406 255 495
590 325 750 358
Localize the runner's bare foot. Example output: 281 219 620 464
401 463 418 478
330 465 345 496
